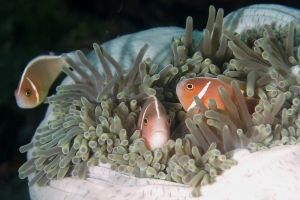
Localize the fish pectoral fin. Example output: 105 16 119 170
171 120 191 140
171 107 200 140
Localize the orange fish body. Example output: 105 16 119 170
15 55 68 108
138 96 171 150
176 77 235 111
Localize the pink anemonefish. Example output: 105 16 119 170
14 55 69 108
172 77 258 139
176 77 235 112
138 96 171 150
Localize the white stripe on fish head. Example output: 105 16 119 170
140 96 164 129
26 77 40 105
154 98 161 118
187 81 211 111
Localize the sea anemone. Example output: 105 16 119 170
18 4 300 199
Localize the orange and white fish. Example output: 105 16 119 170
176 77 235 111
15 55 67 108
172 77 258 139
138 96 171 150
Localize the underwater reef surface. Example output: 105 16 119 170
9 1 300 199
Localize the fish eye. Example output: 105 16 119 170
25 89 31 97
143 118 148 126
186 82 194 91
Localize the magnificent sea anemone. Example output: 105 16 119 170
17 4 300 199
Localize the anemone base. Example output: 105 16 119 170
28 145 300 200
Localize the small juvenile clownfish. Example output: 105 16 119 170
138 96 172 150
15 55 68 108
176 77 235 111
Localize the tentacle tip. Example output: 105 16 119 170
291 65 300 76
186 16 193 21
61 53 67 58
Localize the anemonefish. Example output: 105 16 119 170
137 96 171 150
176 77 235 112
15 55 68 108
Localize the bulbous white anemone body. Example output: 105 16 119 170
27 4 300 200
29 145 300 200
